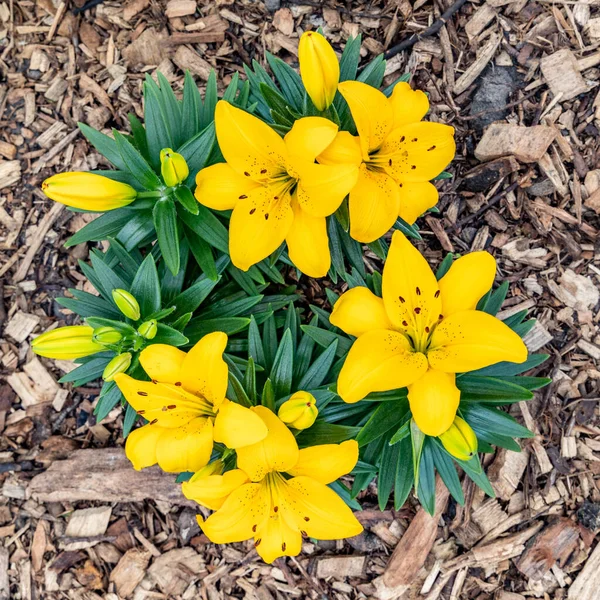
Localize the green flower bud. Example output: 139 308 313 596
438 417 478 461
112 289 141 321
92 326 123 346
138 319 157 340
102 352 132 382
160 148 189 187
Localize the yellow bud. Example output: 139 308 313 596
160 148 189 187
439 416 478 461
298 31 340 111
189 460 225 481
42 172 136 211
112 289 141 321
138 319 157 340
93 326 123 345
102 352 132 382
278 391 318 430
32 325 104 360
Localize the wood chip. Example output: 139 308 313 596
146 548 205 595
567 537 600 599
487 447 530 500
540 49 590 101
454 33 501 95
65 507 112 538
0 161 22 190
109 548 151 599
173 46 213 80
475 124 557 163
165 0 196 18
315 555 366 579
4 311 40 343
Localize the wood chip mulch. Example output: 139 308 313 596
1 0 599 598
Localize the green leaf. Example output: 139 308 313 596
480 281 509 315
65 209 134 248
417 440 436 515
143 78 174 170
244 357 257 404
56 291 121 320
184 226 217 280
293 318 316 382
248 316 266 368
182 71 202 137
358 54 386 88
153 198 180 275
114 130 163 190
297 340 337 390
173 186 199 214
127 113 150 163
157 71 183 148
461 404 534 439
457 375 533 404
179 204 229 253
198 295 263 320
297 421 361 445
78 123 127 171
153 323 188 346
201 70 218 131
123 402 138 438
261 378 276 412
470 353 549 377
89 251 129 298
185 317 250 344
115 211 155 250
394 435 414 509
227 373 253 408
85 317 136 336
436 253 454 279
356 399 408 447
60 355 111 385
94 382 122 422
431 442 464 505
107 237 142 278
130 254 161 318
454 452 496 498
378 436 400 509
266 52 305 111
329 480 362 511
270 329 294 399
300 325 352 358
170 273 221 319
177 122 217 188
339 35 362 82
411 419 426 491
389 419 411 445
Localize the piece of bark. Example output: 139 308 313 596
172 46 212 80
123 0 149 20
122 27 168 66
146 548 205 595
165 0 196 18
540 49 589 101
475 124 557 163
65 506 112 538
517 518 581 580
465 3 496 41
31 520 50 573
4 311 40 343
567 536 600 599
28 448 196 506
0 547 8 600
487 447 530 500
109 548 151 598
374 476 449 599
0 160 21 190
163 31 225 45
314 555 366 579
454 33 501 95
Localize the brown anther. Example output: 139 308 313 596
398 296 405 303
254 539 261 547
244 171 250 176
416 287 421 295
400 136 405 142
249 208 256 215
402 320 408 327
281 543 286 551
427 145 436 151
260 169 267 174
264 213 269 220
239 194 248 199
434 290 440 298
252 524 257 532
137 391 148 396
388 159 393 166
175 382 182 386
425 326 430 333
414 307 421 314
150 419 158 425
273 506 279 513
167 404 177 409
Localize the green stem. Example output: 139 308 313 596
137 190 164 198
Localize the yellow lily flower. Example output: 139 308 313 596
195 101 359 277
115 332 269 473
331 231 528 436
42 172 137 211
318 81 456 243
298 30 339 111
278 391 318 430
192 407 362 563
32 325 105 360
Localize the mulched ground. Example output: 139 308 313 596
1 0 600 598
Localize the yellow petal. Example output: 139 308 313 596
317 131 363 167
398 181 439 225
338 81 393 156
114 374 205 427
195 163 261 211
295 162 358 218
215 101 287 180
139 344 186 384
438 416 478 460
180 331 228 409
42 172 137 211
229 186 294 272
155 417 214 473
382 230 441 340
200 482 269 544
330 286 393 337
125 424 162 470
349 166 400 243
380 122 456 183
287 440 358 484
438 252 497 317
390 81 429 128
213 399 269 449
255 511 302 564
428 310 529 373
407 370 460 436
183 469 250 511
286 200 330 278
284 476 363 540
337 330 428 403
284 117 339 162
236 406 299 481
298 31 340 111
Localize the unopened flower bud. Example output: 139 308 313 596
138 319 157 340
278 391 318 430
160 148 189 187
93 326 123 346
42 172 136 211
102 352 132 382
32 325 104 360
112 289 141 321
438 416 478 461
298 31 339 111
